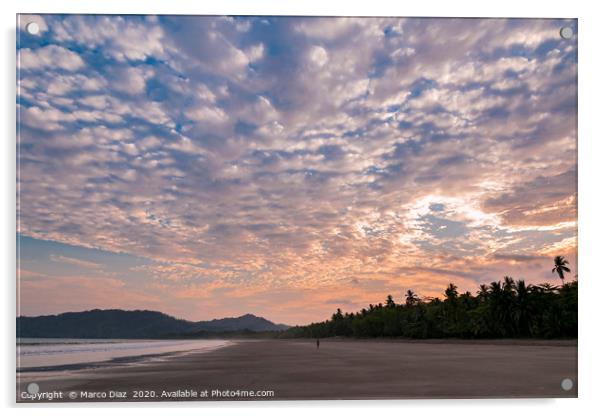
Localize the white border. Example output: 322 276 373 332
5 0 583 18
3 0 601 414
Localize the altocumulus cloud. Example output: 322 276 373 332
17 16 577 324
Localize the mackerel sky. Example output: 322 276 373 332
17 15 577 324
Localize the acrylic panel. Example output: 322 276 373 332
16 15 577 402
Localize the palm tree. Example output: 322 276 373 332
477 284 489 301
487 281 506 336
514 279 532 336
535 282 559 293
385 294 396 308
405 290 419 306
444 283 458 302
503 276 516 293
552 256 571 283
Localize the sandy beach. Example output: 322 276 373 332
17 339 577 402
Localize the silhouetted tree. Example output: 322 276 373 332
385 295 396 308
444 283 458 302
405 290 419 306
281 263 577 340
552 256 571 284
477 284 489 300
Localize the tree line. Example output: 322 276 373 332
282 256 577 339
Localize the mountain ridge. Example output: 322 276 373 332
17 309 290 339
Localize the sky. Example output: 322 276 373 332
17 15 577 325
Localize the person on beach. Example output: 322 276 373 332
316 338 320 349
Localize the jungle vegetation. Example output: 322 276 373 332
282 257 577 339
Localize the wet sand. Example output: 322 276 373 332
17 339 577 402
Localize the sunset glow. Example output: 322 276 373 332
17 16 577 325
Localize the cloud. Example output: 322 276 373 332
49 254 104 270
111 66 149 95
307 46 329 68
19 45 85 71
490 253 545 263
483 169 577 227
52 15 166 62
245 43 265 62
20 105 76 131
16 16 577 324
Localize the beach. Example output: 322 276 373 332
17 339 577 402
17 338 232 370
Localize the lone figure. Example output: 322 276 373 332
316 338 320 350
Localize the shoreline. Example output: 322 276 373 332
17 339 236 373
16 337 577 373
17 349 209 373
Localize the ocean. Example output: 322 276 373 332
17 338 231 371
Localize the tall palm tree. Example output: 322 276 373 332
488 281 507 336
514 279 532 336
552 256 571 283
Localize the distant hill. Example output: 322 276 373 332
193 313 289 332
17 309 289 339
